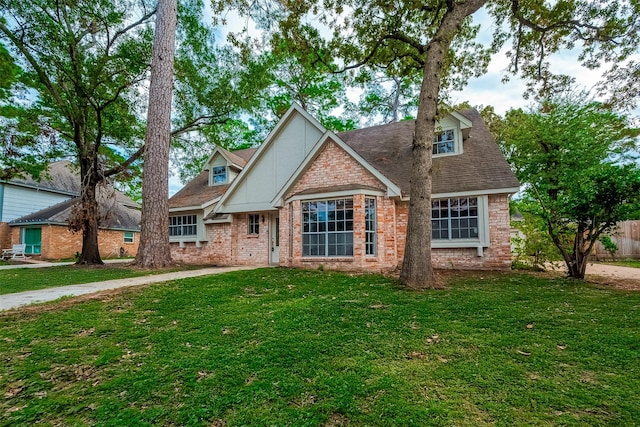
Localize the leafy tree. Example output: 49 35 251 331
510 198 561 270
0 0 155 264
136 0 177 268
229 0 640 288
1 0 270 263
355 72 420 125
0 45 65 180
500 98 640 279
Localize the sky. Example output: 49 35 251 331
169 5 638 195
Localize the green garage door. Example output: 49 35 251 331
24 228 42 254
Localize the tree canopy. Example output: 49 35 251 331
0 0 273 263
500 97 640 278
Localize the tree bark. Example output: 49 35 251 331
76 171 103 264
400 0 486 289
136 0 177 268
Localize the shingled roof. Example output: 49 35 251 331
6 160 81 195
169 170 230 209
337 109 519 196
169 110 518 210
10 188 141 231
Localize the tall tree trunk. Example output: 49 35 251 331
75 153 103 265
136 0 177 268
76 176 103 264
399 0 486 289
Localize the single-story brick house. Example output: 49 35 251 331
169 104 520 271
1 161 141 260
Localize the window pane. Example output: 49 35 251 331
432 197 479 241
302 198 353 257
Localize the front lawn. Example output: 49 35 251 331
0 264 199 295
1 269 638 426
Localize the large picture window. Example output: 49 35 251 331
433 129 456 154
432 197 479 240
365 198 377 256
169 214 197 237
302 198 353 257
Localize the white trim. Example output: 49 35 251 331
215 103 326 214
450 111 473 129
432 187 520 199
284 188 386 204
271 132 402 207
431 195 490 248
210 165 228 186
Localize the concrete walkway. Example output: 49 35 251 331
0 258 131 270
0 265 259 311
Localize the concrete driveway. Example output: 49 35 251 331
0 265 259 311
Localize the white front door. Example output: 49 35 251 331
270 215 280 264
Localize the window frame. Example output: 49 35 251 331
365 197 377 256
211 165 227 185
430 195 490 248
432 128 462 157
248 214 260 235
169 214 198 238
123 231 134 244
302 198 354 258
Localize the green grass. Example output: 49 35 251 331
0 264 198 295
1 268 639 426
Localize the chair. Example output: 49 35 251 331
1 244 27 260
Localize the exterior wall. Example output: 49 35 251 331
287 140 386 193
8 225 139 260
280 141 398 271
0 222 11 250
169 140 513 272
2 185 71 222
171 213 272 266
395 194 512 270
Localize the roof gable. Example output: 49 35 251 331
215 104 327 213
203 146 250 171
272 133 402 206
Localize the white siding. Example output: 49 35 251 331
220 112 324 213
2 185 72 222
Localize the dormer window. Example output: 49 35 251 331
211 166 227 184
433 129 456 155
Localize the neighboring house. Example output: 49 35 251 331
169 104 520 271
0 160 141 259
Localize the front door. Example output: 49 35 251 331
270 215 279 264
23 227 42 255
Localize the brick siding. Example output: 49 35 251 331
171 140 514 272
0 223 11 250
7 225 139 260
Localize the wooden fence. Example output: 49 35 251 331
594 220 640 260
